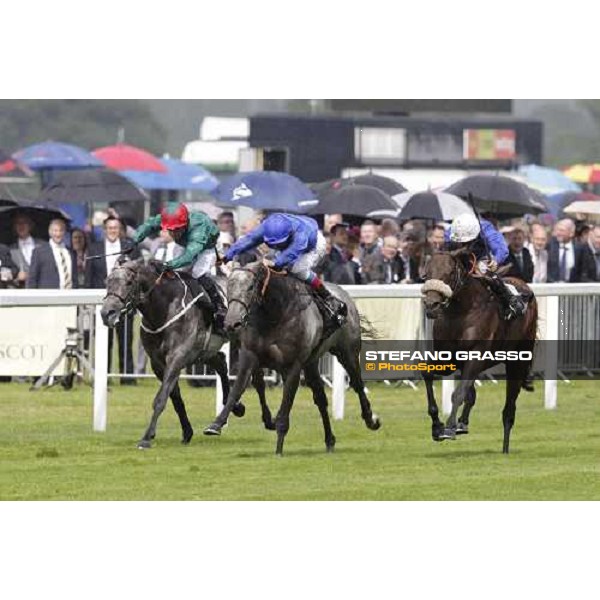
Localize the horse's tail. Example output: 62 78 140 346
359 314 382 340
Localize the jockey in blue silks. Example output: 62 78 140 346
446 213 526 320
224 213 347 331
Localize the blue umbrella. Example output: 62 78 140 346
13 141 103 171
120 158 219 191
517 164 581 195
212 171 317 212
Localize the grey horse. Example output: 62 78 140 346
204 261 381 455
100 260 247 449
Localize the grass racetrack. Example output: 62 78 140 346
1 378 599 500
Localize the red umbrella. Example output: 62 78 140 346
92 143 167 173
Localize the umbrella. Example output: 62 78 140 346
92 143 167 173
39 168 148 204
213 171 317 213
445 174 548 216
386 191 474 222
0 201 72 245
545 191 600 217
517 164 581 195
0 197 18 207
563 164 600 185
309 185 398 218
13 141 103 171
0 148 34 178
312 174 407 198
121 158 219 191
563 201 600 217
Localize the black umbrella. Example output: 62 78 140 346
312 174 407 198
386 191 475 222
39 168 148 204
0 198 18 208
445 174 548 216
0 201 72 245
308 185 398 217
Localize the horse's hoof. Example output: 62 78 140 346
326 445 335 454
181 431 194 445
264 421 276 431
456 423 469 435
367 414 381 431
232 402 246 418
203 424 222 436
137 440 152 450
439 428 457 441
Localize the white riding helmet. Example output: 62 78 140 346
449 213 481 243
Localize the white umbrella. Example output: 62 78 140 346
563 201 600 217
386 190 475 221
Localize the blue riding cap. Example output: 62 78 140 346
263 213 293 246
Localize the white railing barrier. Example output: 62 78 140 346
2 282 600 430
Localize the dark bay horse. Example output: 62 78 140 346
203 261 381 455
421 249 538 454
101 260 244 449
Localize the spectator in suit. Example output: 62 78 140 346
359 220 381 262
361 236 405 284
397 232 420 283
27 218 78 289
506 227 534 283
588 225 600 281
85 215 140 385
9 213 44 287
320 223 360 284
527 224 549 283
70 228 89 288
0 243 18 287
547 219 596 283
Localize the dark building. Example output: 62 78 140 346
248 110 543 183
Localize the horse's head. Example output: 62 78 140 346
421 248 474 319
224 261 266 334
101 259 153 328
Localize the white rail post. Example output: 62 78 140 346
93 306 109 432
544 294 560 410
332 356 346 420
442 376 454 416
216 342 230 415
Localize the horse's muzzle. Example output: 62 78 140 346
100 307 120 328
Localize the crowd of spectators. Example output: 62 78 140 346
2 206 600 382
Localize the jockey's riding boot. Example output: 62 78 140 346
487 273 526 321
311 277 348 332
197 275 227 336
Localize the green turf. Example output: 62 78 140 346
1 378 599 500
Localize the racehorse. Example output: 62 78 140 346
100 260 246 449
420 248 538 454
203 261 381 455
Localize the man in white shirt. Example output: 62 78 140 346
526 224 549 283
547 219 596 283
10 213 44 287
85 216 140 384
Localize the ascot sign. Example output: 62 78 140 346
0 306 77 375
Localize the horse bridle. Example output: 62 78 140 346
423 252 475 310
228 263 285 325
104 265 163 318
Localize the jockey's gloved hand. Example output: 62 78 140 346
487 259 498 272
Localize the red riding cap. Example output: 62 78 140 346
161 203 189 231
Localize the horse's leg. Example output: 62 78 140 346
423 373 445 441
332 348 381 431
443 374 477 439
502 363 525 454
207 351 246 418
170 382 194 445
456 385 477 435
304 361 336 452
252 368 275 431
274 363 302 456
139 361 184 449
203 349 257 435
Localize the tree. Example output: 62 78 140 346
0 100 167 154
